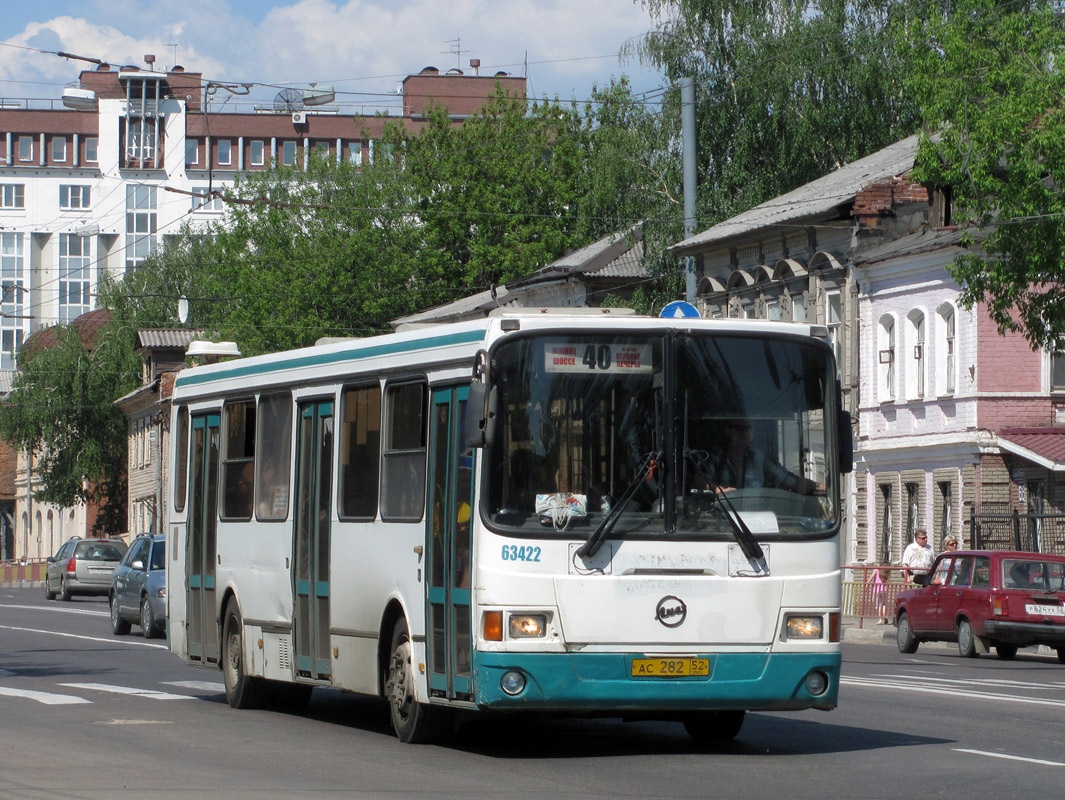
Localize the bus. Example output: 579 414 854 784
165 309 852 743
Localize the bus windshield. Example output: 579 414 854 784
484 331 838 539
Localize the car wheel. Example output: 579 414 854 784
59 577 72 602
957 619 978 658
140 597 159 639
897 612 919 654
222 599 267 709
1057 647 1065 665
110 594 131 635
995 644 1018 660
683 710 746 744
385 619 450 743
44 578 56 601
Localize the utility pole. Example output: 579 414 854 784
681 77 697 302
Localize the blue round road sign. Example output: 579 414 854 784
659 300 701 318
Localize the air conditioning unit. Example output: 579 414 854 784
291 111 306 124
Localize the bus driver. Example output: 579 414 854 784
699 419 823 496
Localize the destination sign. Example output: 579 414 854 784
544 342 653 374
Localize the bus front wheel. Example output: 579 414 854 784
385 620 450 744
222 599 267 709
684 710 745 744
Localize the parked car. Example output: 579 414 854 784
109 533 166 638
45 537 128 601
895 549 1065 661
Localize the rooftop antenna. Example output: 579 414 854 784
443 37 464 69
167 44 178 69
273 88 304 112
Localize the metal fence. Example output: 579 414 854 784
970 509 1065 555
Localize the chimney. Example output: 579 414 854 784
144 54 156 69
470 58 481 76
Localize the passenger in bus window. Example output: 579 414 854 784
698 419 823 496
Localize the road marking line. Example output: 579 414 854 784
0 602 108 617
60 683 196 701
162 680 225 693
0 624 167 649
843 677 1065 709
871 673 1065 691
96 719 175 726
954 749 1065 767
0 686 93 705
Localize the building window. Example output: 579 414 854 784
880 484 893 564
939 481 953 546
938 305 956 395
826 291 842 369
250 140 265 166
51 136 67 162
281 141 297 166
879 316 896 401
906 482 920 542
217 139 232 166
347 141 362 166
765 298 781 321
791 292 806 322
59 233 91 323
907 310 926 400
59 185 91 210
185 139 199 166
314 141 329 159
190 189 225 213
17 136 33 162
0 232 26 371
126 119 157 164
84 137 98 163
125 185 157 272
0 184 24 209
1054 350 1065 392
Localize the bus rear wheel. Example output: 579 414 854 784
222 599 267 709
683 710 745 744
385 620 450 744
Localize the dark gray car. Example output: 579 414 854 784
109 534 166 638
45 537 127 601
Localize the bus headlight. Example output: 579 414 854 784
509 614 547 638
805 671 829 696
501 670 527 695
785 615 824 639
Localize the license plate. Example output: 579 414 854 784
89 568 109 575
1026 604 1065 617
631 657 710 677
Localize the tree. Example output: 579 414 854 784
903 0 1065 350
0 320 140 534
631 0 923 224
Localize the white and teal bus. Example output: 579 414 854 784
166 309 851 743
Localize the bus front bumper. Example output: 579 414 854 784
472 650 840 712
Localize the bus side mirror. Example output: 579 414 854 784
465 383 497 449
838 410 853 474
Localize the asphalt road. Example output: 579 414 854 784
2 585 1064 799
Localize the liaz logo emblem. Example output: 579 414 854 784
655 595 687 628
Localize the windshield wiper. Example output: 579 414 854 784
577 450 661 559
684 447 764 563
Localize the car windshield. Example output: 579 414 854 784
1002 559 1065 591
75 542 126 561
483 331 838 540
150 541 166 570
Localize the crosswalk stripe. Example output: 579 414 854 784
0 686 93 705
162 680 225 693
842 676 1065 709
60 682 196 700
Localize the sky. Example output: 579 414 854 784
0 0 667 113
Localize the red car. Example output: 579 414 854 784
894 549 1065 661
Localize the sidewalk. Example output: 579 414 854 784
842 615 898 645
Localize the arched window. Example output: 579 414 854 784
936 304 956 395
906 310 926 400
878 316 896 401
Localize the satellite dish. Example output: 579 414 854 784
177 295 189 324
273 88 305 113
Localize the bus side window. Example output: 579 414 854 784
173 405 189 513
256 392 292 520
222 399 256 519
340 383 382 519
381 382 427 521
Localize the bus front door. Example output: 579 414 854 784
187 413 220 665
293 400 333 680
426 386 474 700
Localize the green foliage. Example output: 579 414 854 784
0 323 140 533
903 0 1065 349
633 0 923 223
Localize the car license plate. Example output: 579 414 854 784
631 657 710 677
90 568 109 575
1025 604 1065 617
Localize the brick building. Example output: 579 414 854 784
672 134 1065 565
